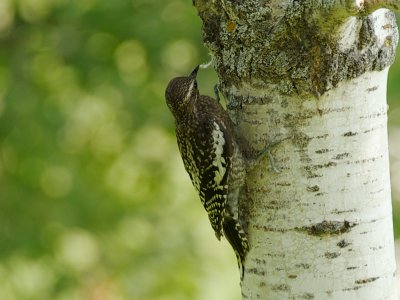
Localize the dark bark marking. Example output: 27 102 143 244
315 192 327 196
298 220 356 236
306 161 337 170
306 173 323 179
276 182 292 187
295 263 311 269
247 268 266 276
254 258 267 265
315 134 329 139
318 106 352 115
347 266 358 270
355 277 379 284
300 293 315 299
343 131 358 136
333 152 350 160
325 251 341 259
304 161 337 178
337 239 351 248
315 148 330 154
370 188 384 195
253 226 289 233
307 185 320 192
352 154 383 164
292 131 312 148
342 286 362 291
271 284 290 291
331 208 357 214
370 245 384 251
367 86 378 92
363 127 378 134
359 110 386 119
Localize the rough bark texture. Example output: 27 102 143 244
195 0 397 98
193 1 398 299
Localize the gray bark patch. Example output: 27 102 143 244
298 220 356 236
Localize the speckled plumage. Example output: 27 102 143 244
165 66 249 277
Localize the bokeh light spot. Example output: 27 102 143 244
31 51 79 95
105 150 142 200
133 126 171 162
161 39 198 73
56 229 99 272
8 257 55 298
161 1 186 23
116 216 152 251
18 0 52 23
114 39 149 86
0 0 14 35
58 95 122 156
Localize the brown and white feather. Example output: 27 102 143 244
165 67 249 278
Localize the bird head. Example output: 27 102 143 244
165 66 199 117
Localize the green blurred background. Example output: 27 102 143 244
0 1 399 299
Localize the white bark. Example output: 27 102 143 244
239 69 396 299
193 1 398 299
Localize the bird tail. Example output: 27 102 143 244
223 217 249 280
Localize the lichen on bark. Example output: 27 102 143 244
193 0 398 98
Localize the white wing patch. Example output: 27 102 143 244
212 122 227 184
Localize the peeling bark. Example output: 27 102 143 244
193 1 398 299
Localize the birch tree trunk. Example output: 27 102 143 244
193 1 399 299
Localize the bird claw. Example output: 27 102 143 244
252 141 281 173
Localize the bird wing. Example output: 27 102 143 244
177 116 233 239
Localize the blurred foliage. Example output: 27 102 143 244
0 1 239 299
0 1 398 299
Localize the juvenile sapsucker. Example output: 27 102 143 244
165 66 249 277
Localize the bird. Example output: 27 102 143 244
165 66 249 278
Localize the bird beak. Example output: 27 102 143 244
190 65 199 78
